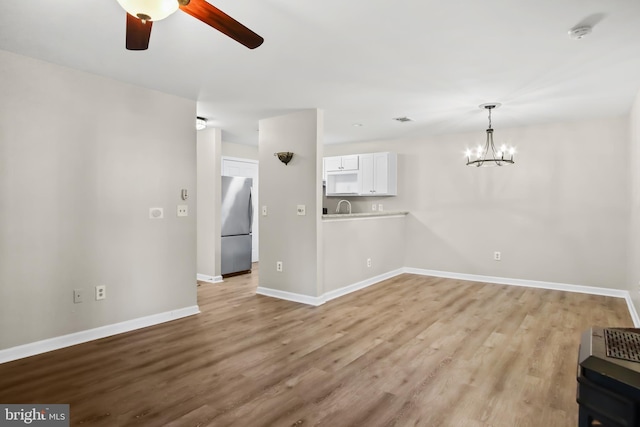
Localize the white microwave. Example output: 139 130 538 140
325 170 361 196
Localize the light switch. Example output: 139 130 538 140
262 206 268 216
297 205 306 216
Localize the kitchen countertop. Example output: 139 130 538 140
322 211 409 220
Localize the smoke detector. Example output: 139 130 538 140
568 25 592 40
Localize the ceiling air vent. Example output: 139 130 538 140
393 116 413 123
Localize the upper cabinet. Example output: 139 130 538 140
324 152 397 196
360 152 397 196
324 155 359 172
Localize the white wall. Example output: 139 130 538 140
629 89 640 311
0 50 197 350
222 141 259 160
323 216 405 293
325 117 629 289
258 110 324 297
197 128 222 280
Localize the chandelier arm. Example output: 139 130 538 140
484 131 492 166
489 131 497 161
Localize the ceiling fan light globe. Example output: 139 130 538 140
196 117 207 130
116 0 179 21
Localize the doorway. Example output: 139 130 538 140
222 157 259 262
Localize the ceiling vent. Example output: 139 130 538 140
393 116 413 123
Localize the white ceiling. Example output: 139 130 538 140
1 0 639 145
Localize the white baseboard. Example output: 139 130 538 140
404 267 640 327
323 269 404 302
197 274 223 283
624 296 640 327
256 287 325 306
403 267 628 297
0 305 200 364
257 269 405 307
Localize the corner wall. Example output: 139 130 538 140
0 50 197 351
323 216 405 293
629 89 640 312
197 128 222 281
258 110 324 298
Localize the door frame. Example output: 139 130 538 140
222 156 259 263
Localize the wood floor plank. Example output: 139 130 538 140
0 266 633 426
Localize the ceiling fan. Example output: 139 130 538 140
116 0 264 50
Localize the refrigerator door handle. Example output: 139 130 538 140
248 187 254 233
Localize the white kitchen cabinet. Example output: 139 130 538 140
324 155 359 172
324 152 397 197
359 152 397 196
324 155 362 196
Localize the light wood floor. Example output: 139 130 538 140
0 267 633 426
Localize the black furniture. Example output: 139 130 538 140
577 328 640 426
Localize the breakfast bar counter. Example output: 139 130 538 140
322 211 409 220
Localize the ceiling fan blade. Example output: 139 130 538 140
126 13 153 50
179 0 264 49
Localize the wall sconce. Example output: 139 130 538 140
274 152 294 165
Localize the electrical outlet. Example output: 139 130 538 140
276 261 283 272
73 289 82 304
372 204 377 211
297 205 306 216
262 206 268 216
494 251 501 261
378 204 383 211
96 285 106 300
367 258 372 268
177 205 188 217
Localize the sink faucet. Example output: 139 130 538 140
336 199 352 214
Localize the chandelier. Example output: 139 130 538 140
466 103 515 167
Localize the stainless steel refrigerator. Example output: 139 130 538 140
221 176 253 276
